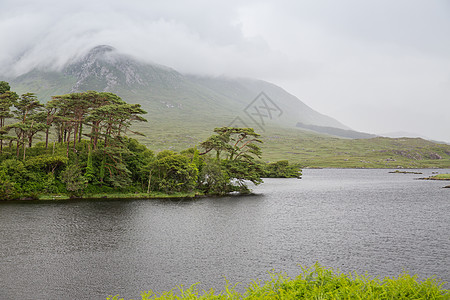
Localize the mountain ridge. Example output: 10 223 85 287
8 45 349 132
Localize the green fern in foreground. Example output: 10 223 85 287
107 264 450 300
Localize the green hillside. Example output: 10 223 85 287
133 122 450 168
259 128 450 168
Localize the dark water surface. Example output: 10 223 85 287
1 169 449 299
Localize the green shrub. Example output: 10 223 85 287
263 160 302 178
151 153 198 194
107 264 450 300
197 156 231 195
0 176 18 200
60 164 87 197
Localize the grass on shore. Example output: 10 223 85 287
38 191 201 201
107 264 450 300
418 173 450 181
429 174 450 180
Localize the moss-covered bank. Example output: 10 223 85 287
419 173 450 181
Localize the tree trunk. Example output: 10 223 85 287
57 124 62 143
23 136 26 160
45 127 49 149
66 130 71 158
73 123 78 149
147 171 152 194
16 140 20 158
92 121 100 150
0 118 2 153
78 122 83 143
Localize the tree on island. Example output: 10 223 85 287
0 85 150 197
199 127 264 194
4 93 47 159
0 82 19 153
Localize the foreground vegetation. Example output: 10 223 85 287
0 82 301 200
107 264 450 300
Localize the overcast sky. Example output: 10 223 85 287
1 0 449 142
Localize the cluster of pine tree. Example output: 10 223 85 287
0 81 301 200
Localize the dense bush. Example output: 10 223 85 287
262 160 302 178
197 156 231 195
150 152 199 194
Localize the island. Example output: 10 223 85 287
418 174 450 181
0 83 301 201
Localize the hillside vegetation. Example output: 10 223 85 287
132 123 450 169
260 127 450 168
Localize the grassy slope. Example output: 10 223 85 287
9 70 78 100
259 127 450 168
131 121 450 168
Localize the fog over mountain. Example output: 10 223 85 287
10 45 349 135
1 0 449 142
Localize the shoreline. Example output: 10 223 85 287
417 177 450 181
2 191 258 202
3 168 450 202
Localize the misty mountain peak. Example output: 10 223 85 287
64 45 183 92
9 47 348 131
70 45 118 66
89 45 116 54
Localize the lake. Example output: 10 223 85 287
0 169 449 299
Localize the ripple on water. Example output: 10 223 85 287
0 169 449 299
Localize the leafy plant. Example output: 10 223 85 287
106 264 450 300
60 164 87 197
262 160 302 178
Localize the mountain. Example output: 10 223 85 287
379 131 430 140
379 132 449 146
9 45 348 132
296 122 378 139
7 45 450 167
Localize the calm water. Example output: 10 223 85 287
1 169 449 300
